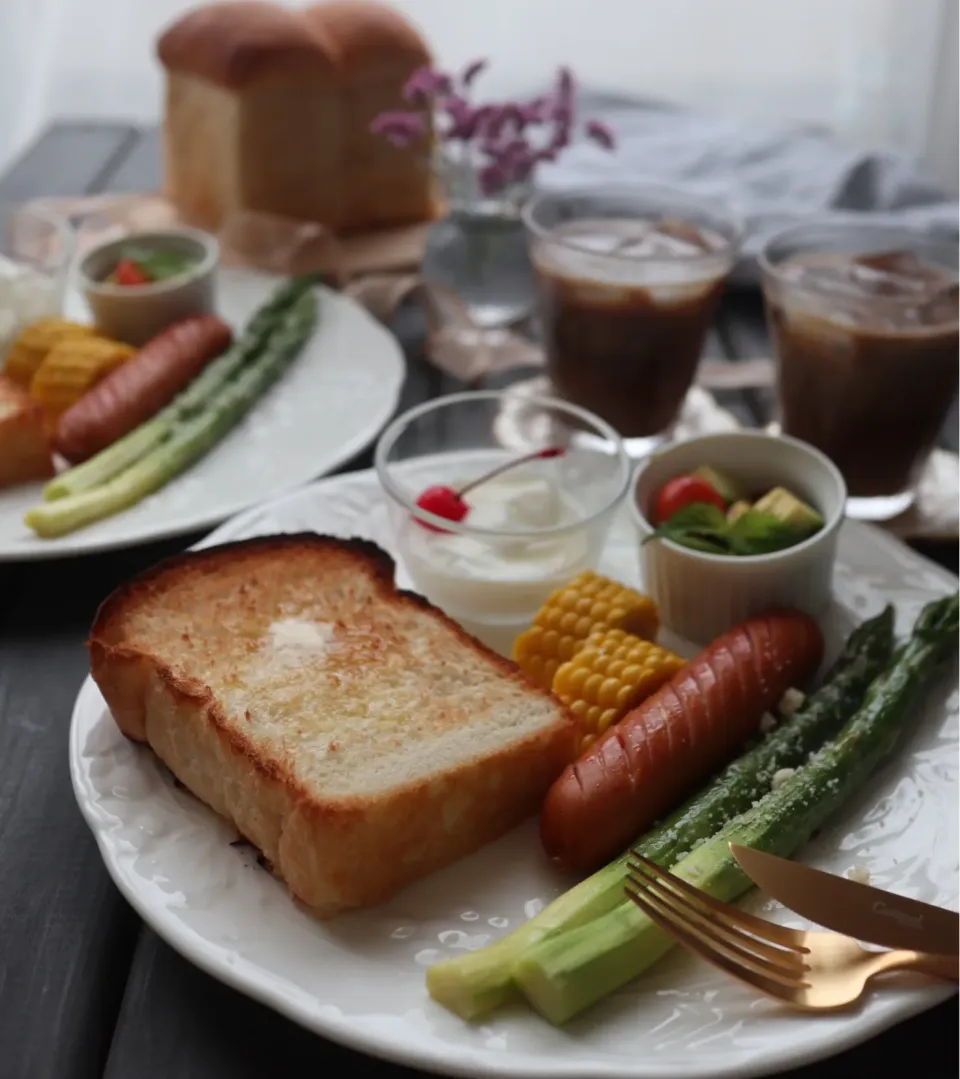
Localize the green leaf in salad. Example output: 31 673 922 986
644 502 810 557
112 244 201 282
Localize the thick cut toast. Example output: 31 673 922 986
88 534 578 917
0 376 54 487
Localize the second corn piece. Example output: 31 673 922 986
552 627 685 750
513 571 660 690
30 336 136 418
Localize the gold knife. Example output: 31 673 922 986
730 844 960 955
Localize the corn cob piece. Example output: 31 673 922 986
30 336 135 418
3 318 95 387
513 571 660 689
552 627 686 749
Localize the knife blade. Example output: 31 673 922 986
730 844 960 955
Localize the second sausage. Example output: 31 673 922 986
539 609 824 875
53 315 233 463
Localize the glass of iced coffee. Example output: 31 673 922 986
760 223 958 520
522 184 742 448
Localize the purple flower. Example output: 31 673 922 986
585 119 616 151
553 66 575 115
369 59 619 184
402 67 452 103
460 58 488 87
444 96 483 141
369 111 425 147
500 103 528 134
480 105 511 140
507 146 538 183
521 97 548 124
478 163 507 196
495 137 530 165
549 116 572 153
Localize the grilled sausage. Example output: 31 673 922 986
53 315 233 463
539 609 824 874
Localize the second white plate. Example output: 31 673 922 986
0 267 404 560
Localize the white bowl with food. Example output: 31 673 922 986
77 227 219 346
630 430 846 643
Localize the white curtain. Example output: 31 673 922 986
2 0 956 188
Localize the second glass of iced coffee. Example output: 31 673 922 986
522 184 742 448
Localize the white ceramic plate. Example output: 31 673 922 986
70 453 959 1079
0 267 404 560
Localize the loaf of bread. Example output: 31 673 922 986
157 1 440 235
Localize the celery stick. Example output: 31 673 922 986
43 416 173 501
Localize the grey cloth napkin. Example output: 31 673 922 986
538 93 960 284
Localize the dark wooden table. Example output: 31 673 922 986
0 123 957 1079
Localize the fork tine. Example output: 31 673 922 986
624 883 807 1001
624 875 806 988
629 854 807 948
627 859 808 971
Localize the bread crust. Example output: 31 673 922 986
88 534 578 917
302 1 431 78
157 2 337 89
157 0 430 90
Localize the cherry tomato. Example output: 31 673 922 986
112 258 152 286
652 475 726 524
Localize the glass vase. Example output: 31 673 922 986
421 149 536 330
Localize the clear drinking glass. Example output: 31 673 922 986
374 390 630 656
0 202 75 356
522 183 742 452
760 222 959 521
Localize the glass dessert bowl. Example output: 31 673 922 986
374 390 631 656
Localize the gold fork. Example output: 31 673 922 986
624 854 959 1011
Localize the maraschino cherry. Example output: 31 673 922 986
415 447 565 532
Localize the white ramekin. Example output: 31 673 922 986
630 431 846 645
78 227 219 346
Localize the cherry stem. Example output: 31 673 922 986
456 446 565 497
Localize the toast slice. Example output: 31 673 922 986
0 375 54 487
88 534 578 917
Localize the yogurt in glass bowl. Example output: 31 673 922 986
374 390 631 656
